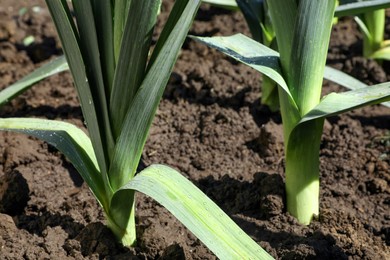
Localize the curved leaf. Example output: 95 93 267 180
202 0 239 10
354 16 372 43
300 82 390 123
192 34 297 110
115 164 273 260
0 56 68 107
0 118 107 208
324 66 368 89
323 66 390 108
110 0 161 138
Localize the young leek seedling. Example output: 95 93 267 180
195 0 390 225
0 1 272 259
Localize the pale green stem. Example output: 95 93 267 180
106 189 137 246
269 0 336 225
285 119 324 224
363 9 385 58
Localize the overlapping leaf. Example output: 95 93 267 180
0 118 107 207
109 0 202 190
117 164 274 260
46 0 111 186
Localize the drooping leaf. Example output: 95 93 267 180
0 118 108 208
192 33 301 138
335 0 390 17
192 34 296 108
115 164 274 260
324 66 368 89
323 66 390 108
109 0 202 190
0 56 68 107
300 82 390 123
110 0 161 138
202 0 239 10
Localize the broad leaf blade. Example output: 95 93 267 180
110 0 161 138
324 66 390 108
109 0 202 190
0 118 108 208
192 34 296 107
301 82 390 123
46 0 110 183
116 164 273 260
0 56 68 107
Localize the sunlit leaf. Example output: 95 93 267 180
0 56 68 107
0 118 108 207
116 164 274 260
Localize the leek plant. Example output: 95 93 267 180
202 0 390 111
0 0 273 258
195 0 390 224
353 6 390 60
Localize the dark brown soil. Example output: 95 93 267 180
0 1 389 259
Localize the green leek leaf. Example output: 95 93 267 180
354 16 373 43
236 0 265 43
0 56 68 107
324 66 390 108
370 46 390 61
46 0 110 183
202 0 238 10
90 0 115 90
109 0 201 190
116 164 273 260
192 34 297 110
0 118 107 208
110 0 161 138
72 0 115 164
335 0 390 17
113 0 131 63
300 82 390 123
